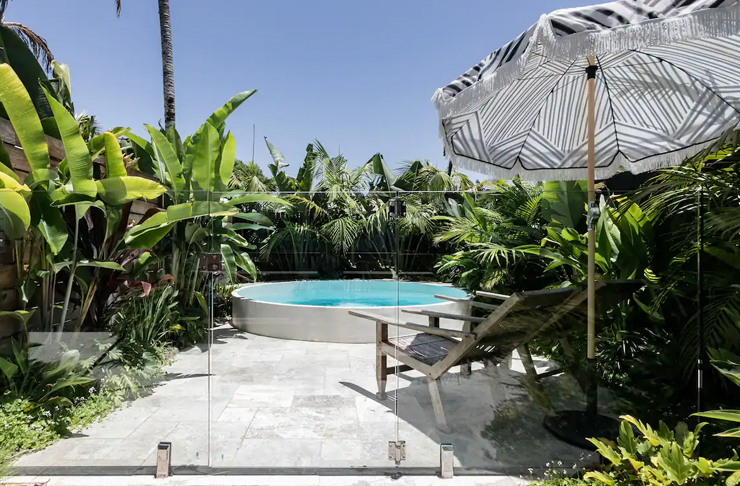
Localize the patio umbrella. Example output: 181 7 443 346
433 0 740 439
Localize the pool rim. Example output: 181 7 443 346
231 279 469 309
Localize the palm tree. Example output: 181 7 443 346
434 179 552 291
633 144 740 377
115 0 176 129
0 0 54 70
230 160 276 192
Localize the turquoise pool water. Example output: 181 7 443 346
233 280 467 307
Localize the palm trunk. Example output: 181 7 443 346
158 0 176 129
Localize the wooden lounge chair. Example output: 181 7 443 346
349 282 628 432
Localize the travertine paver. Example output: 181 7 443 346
15 325 594 471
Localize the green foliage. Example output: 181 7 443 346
434 180 554 292
0 382 127 463
527 469 588 486
695 350 740 439
541 180 588 230
584 415 729 486
0 25 60 137
0 343 92 409
522 195 654 281
110 286 202 350
213 282 238 320
0 395 60 454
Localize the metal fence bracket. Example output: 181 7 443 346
388 440 406 465
200 253 222 273
155 442 171 479
440 443 454 479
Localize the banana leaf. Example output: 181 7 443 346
189 123 219 199
206 90 256 129
220 243 238 283
29 190 68 254
231 212 272 226
123 202 237 248
229 193 291 206
541 180 587 229
145 124 184 194
0 188 30 239
216 132 236 192
103 131 127 178
43 88 97 198
96 176 166 206
0 26 58 137
0 63 51 181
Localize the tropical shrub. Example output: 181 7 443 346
584 415 738 486
213 282 238 320
695 349 740 440
434 180 555 292
0 343 92 409
122 94 287 325
109 286 186 349
0 62 167 337
0 382 123 461
248 139 469 279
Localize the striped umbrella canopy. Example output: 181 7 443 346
433 0 740 181
433 0 740 416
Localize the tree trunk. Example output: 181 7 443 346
158 0 175 129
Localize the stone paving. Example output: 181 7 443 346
16 325 593 472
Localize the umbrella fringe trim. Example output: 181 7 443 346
540 2 740 66
433 3 740 121
443 130 740 182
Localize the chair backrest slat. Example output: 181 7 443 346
430 286 588 377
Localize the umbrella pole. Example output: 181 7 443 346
540 58 621 449
586 57 598 417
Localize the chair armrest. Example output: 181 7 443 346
401 308 485 323
475 291 511 300
348 310 476 339
435 294 501 311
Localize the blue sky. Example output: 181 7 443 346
9 0 593 176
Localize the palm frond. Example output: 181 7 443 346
4 21 54 71
321 217 362 253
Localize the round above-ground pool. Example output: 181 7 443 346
231 280 469 343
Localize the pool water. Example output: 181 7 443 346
233 280 467 307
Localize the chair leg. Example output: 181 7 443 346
460 361 472 377
376 354 388 400
517 345 538 380
427 377 451 433
376 321 388 400
460 320 473 376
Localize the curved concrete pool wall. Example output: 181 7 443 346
231 282 469 344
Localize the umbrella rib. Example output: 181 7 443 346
594 55 625 164
631 49 740 118
514 58 580 167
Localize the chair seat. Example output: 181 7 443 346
388 333 459 366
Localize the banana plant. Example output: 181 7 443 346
0 63 169 335
520 196 654 281
0 62 70 330
123 91 289 301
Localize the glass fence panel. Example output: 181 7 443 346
395 186 704 474
209 190 401 469
6 188 213 474
5 177 726 475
